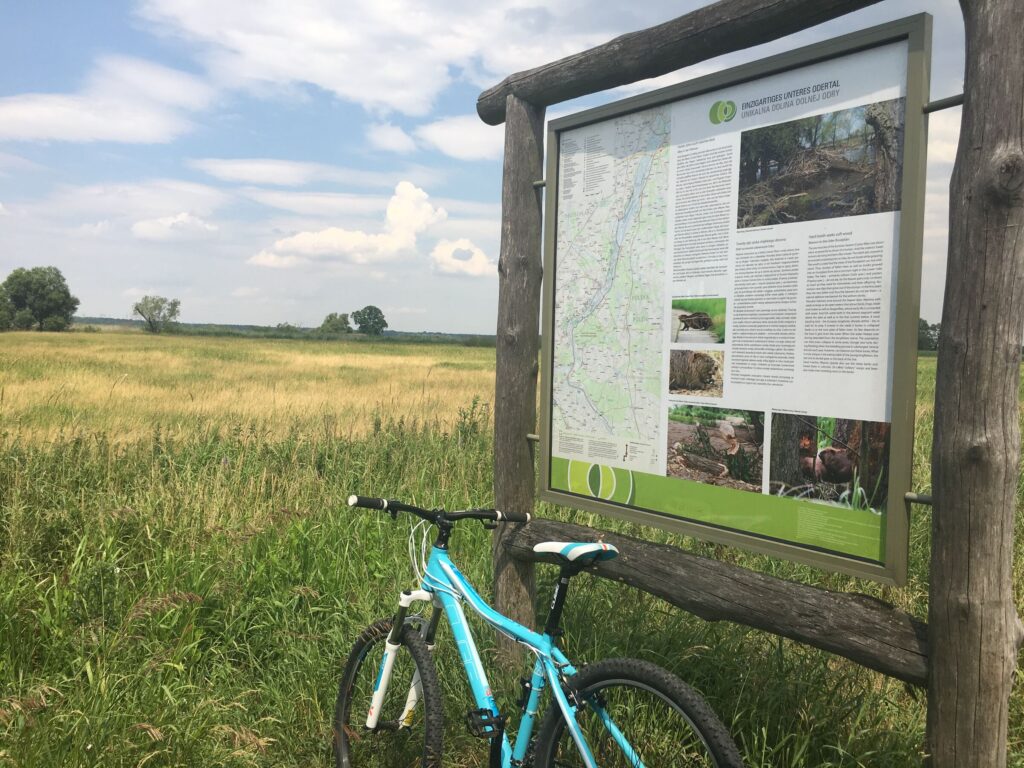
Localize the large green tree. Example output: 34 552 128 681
351 305 388 336
0 291 13 331
0 266 79 331
918 318 940 351
318 312 352 335
133 296 181 333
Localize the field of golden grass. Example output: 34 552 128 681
1 330 1021 766
0 330 496 442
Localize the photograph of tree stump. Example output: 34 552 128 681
671 297 726 343
666 405 764 492
769 412 890 511
737 98 906 228
668 350 724 398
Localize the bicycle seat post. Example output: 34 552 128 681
543 565 581 639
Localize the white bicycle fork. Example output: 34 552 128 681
364 589 434 730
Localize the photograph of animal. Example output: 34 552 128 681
668 350 724 398
770 413 890 510
670 298 726 343
680 311 712 330
666 406 764 493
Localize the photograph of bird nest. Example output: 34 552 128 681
666 405 764 493
769 413 891 512
736 98 906 228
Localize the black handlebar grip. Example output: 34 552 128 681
348 495 388 510
496 509 531 524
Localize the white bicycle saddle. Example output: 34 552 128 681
532 541 619 565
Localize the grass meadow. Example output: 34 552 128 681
1 330 1022 766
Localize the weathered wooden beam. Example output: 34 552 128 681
477 0 884 125
504 518 929 686
927 1 1024 765
492 94 545 660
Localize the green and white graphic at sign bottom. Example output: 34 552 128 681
564 460 636 505
539 16 931 584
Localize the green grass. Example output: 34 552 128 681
671 298 727 343
1 351 1022 766
669 405 754 425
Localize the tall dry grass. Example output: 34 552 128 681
0 334 1021 767
0 331 495 442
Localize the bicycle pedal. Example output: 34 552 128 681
465 708 505 739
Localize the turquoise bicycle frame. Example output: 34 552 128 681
370 542 644 768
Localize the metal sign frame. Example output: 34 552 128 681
538 14 932 585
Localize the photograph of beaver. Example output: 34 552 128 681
737 97 905 228
769 413 891 511
668 350 724 398
666 405 764 493
671 297 726 343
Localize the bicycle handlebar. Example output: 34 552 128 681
346 495 530 524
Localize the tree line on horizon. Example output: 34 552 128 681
0 266 389 337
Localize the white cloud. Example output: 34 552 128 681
241 188 386 217
250 181 446 267
131 212 219 241
189 157 443 189
190 158 330 186
76 220 111 236
248 250 307 269
367 122 418 154
35 179 229 221
431 238 496 277
122 286 159 299
135 0 610 116
0 203 8 217
415 115 505 161
433 198 501 218
231 286 261 298
0 56 213 143
927 107 962 166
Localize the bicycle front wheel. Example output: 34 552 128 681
534 658 744 767
332 617 443 768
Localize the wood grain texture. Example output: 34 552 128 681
477 0 884 125
492 95 545 659
927 1 1024 765
504 518 929 686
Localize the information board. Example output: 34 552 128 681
539 16 931 583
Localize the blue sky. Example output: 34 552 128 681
0 1 964 333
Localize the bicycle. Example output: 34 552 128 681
333 494 744 767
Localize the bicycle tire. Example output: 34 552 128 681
332 617 444 768
533 658 744 768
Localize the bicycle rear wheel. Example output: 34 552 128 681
332 617 443 768
533 658 744 767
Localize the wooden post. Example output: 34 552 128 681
927 1 1024 765
493 94 545 656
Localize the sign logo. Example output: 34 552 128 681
709 100 737 124
566 461 635 505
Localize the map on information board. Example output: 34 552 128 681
552 107 669 476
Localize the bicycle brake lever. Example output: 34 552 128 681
481 520 498 530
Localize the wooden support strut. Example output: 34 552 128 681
477 0 886 125
504 518 929 686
